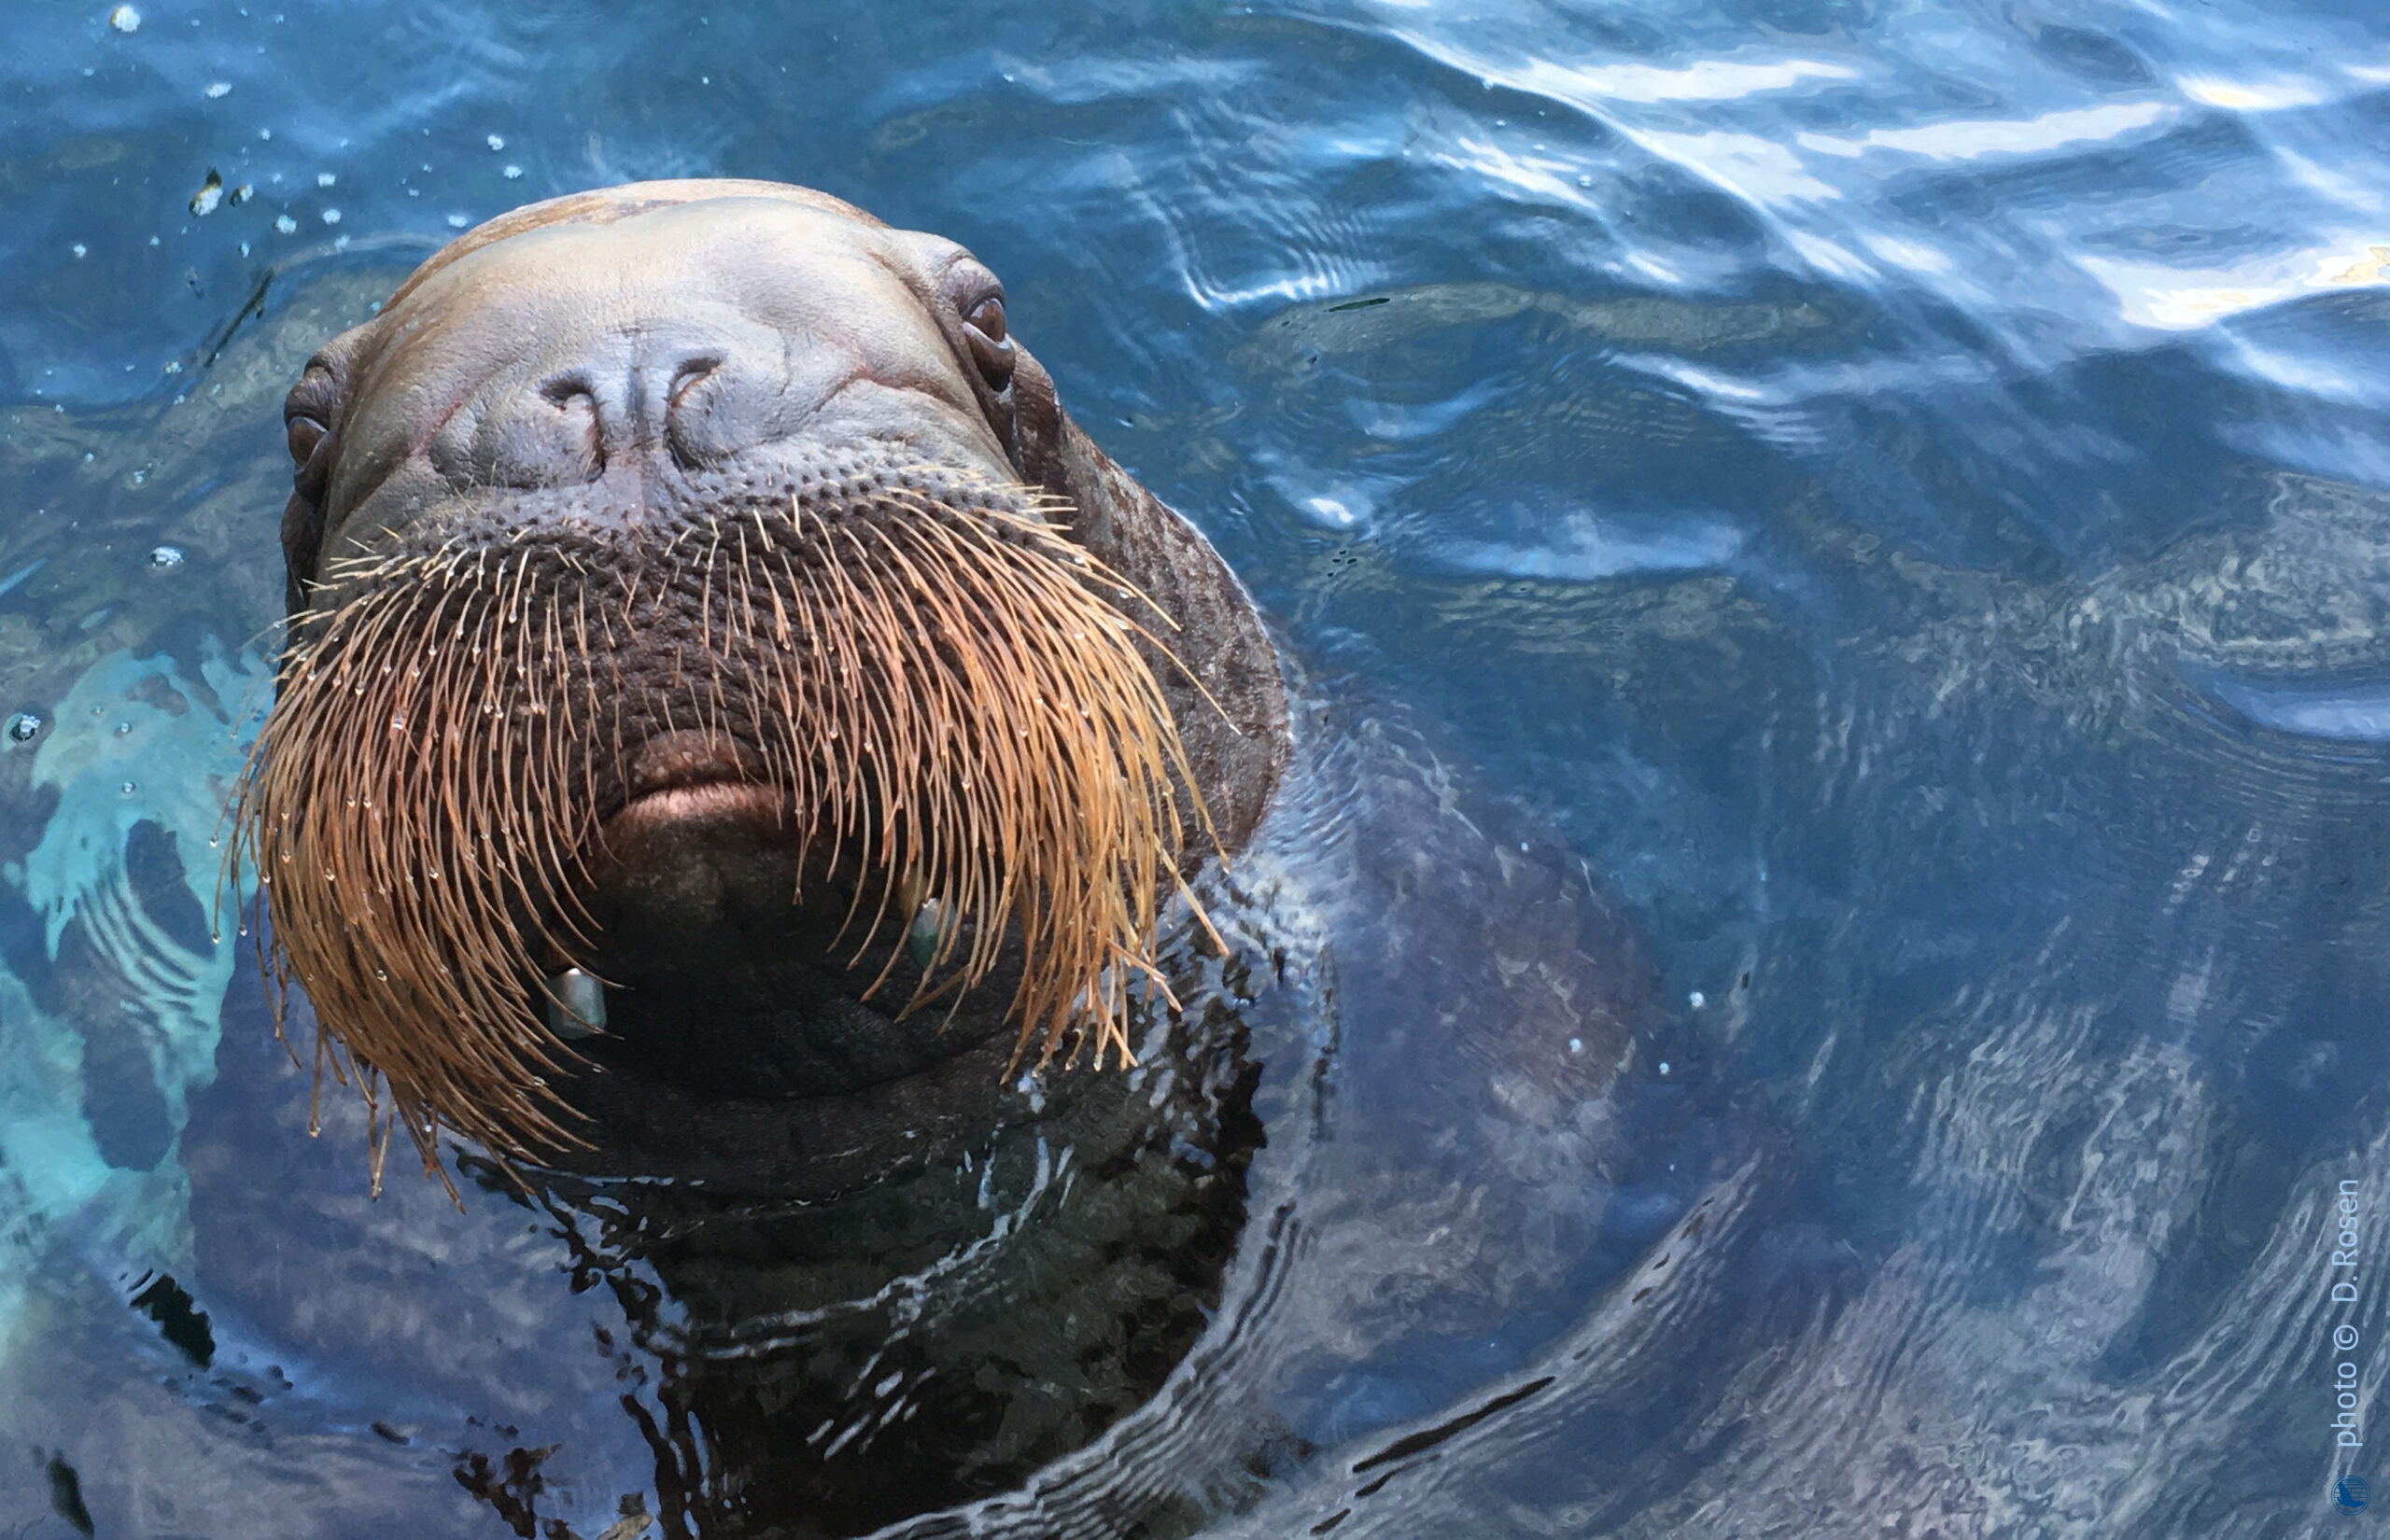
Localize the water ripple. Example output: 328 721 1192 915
6 1 2390 1533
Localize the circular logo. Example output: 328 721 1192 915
2338 1475 2371 1512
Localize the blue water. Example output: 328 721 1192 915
6 1 2390 1535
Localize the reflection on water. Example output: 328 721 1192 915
3 0 2389 1534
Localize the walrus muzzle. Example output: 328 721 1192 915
234 182 1286 1188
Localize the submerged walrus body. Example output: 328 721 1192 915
242 183 1775 1538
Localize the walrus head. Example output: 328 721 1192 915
237 181 1286 1186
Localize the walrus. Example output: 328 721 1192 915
232 178 1306 1533
239 177 1286 1176
232 181 1769 1539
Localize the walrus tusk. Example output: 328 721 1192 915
543 967 606 1040
907 897 948 972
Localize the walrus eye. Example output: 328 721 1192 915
966 293 1007 345
287 413 328 467
963 294 1014 388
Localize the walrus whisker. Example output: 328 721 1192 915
229 608 297 666
833 525 931 961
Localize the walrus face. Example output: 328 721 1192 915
239 183 1243 1184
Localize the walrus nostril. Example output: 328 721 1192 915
668 357 721 402
664 355 728 469
538 376 601 443
469 375 604 487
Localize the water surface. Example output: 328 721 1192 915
4 1 2389 1535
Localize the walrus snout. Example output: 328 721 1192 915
304 203 1017 593
416 301 988 497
